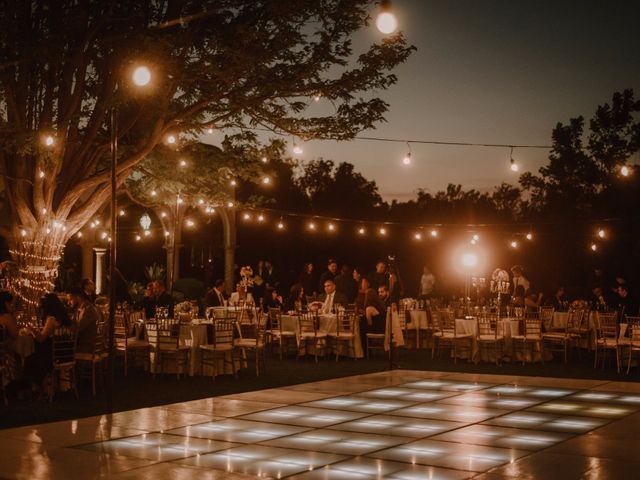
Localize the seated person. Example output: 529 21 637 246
229 282 255 306
548 286 566 311
262 287 283 313
377 285 391 309
317 279 349 314
152 281 174 317
285 283 307 312
360 288 387 348
205 279 227 307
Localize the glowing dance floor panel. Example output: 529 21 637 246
1 370 640 479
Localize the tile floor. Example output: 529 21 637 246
1 370 640 479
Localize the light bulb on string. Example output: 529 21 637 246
526 232 533 241
230 179 237 187
164 230 170 237
165 134 177 145
257 214 265 222
150 190 157 197
277 221 285 230
176 197 183 205
198 199 204 205
262 176 271 185
77 232 83 238
243 212 251 221
379 227 387 236
185 219 195 227
509 147 519 172
510 240 519 249
45 228 51 234
179 159 187 168
135 234 142 242
308 222 316 231
41 208 47 215
132 66 151 87
227 201 234 208
42 134 55 147
328 223 336 232
376 1 398 34
143 230 151 237
206 128 214 134
621 165 632 177
590 243 598 252
414 232 422 240
430 229 439 238
313 93 321 102
597 228 606 239
101 231 108 240
402 142 412 166
358 227 366 235
38 170 45 178
160 211 167 218
119 209 126 216
261 157 268 163
20 229 27 237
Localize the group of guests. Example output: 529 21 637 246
0 280 102 402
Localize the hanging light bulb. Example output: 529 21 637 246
621 165 632 177
510 240 519 249
164 230 170 237
597 229 606 239
177 197 184 205
132 66 151 87
430 229 439 238
198 199 204 205
376 1 398 34
101 231 108 240
230 179 237 187
590 243 598 252
242 212 251 221
43 135 55 147
262 176 271 185
328 223 336 232
135 234 142 242
313 93 321 102
402 142 412 165
166 134 177 145
139 213 152 231
41 208 47 215
308 222 316 231
94 219 100 225
46 228 51 234
90 222 96 229
257 214 265 222
185 219 195 227
160 211 167 218
292 141 303 155
261 156 268 163
119 209 126 216
379 227 387 236
143 230 151 237
414 232 422 240
38 170 45 178
150 190 157 197
227 201 234 208
526 232 533 241
179 159 187 168
509 146 519 172
358 227 366 235
20 229 27 237
277 221 285 230
206 127 214 134
107 236 112 242
77 231 83 238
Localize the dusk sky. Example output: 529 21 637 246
212 0 640 201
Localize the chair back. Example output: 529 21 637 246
477 314 499 339
596 312 618 340
151 318 181 350
523 318 541 338
437 309 456 334
52 325 76 366
336 310 355 336
214 319 235 348
92 320 108 357
114 313 128 347
629 321 640 347
268 307 282 331
539 306 554 329
300 311 318 335
566 309 585 331
129 310 145 322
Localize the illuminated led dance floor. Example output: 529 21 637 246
1 371 640 479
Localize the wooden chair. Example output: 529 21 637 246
513 317 543 365
539 306 555 332
328 310 356 361
625 317 640 374
147 318 190 379
431 309 473 363
200 319 238 380
298 311 327 362
234 312 267 376
266 307 296 359
542 310 582 363
50 326 78 401
75 320 109 396
594 311 622 372
114 313 150 375
476 314 504 365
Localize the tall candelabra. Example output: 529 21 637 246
490 269 511 317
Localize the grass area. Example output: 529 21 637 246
1 349 638 429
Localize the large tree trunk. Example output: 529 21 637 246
157 204 184 292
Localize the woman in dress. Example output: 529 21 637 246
285 283 307 312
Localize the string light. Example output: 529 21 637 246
77 232 83 238
292 143 303 155
257 214 265 222
132 65 152 87
94 219 100 225
328 222 336 232
621 165 631 177
160 211 167 218
590 243 598 252
100 231 108 240
313 93 321 102
402 142 412 166
261 157 268 163
376 2 398 34
20 229 27 237
179 159 187 168
262 176 271 185
206 128 214 134
150 190 157 197
277 221 285 230
135 234 142 241
243 213 251 221
177 197 184 204
526 232 533 240
430 229 439 238
198 198 204 205
414 232 422 240
510 240 519 249
597 229 606 239
90 222 96 229
41 208 47 215
143 230 151 237
358 227 366 235
43 135 55 147
379 227 387 236
38 170 45 178
308 222 316 231
509 147 519 172
205 207 214 214
230 179 237 187
164 230 170 237
45 228 51 234
166 134 177 145
227 202 234 208
185 219 195 227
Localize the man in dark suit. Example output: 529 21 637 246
318 259 338 292
317 278 348 314
152 281 174 317
205 279 227 307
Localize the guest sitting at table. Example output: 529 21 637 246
590 285 608 311
548 286 566 311
525 290 544 312
285 283 307 312
377 285 391 309
146 281 174 318
262 286 283 313
205 279 227 308
81 278 97 303
615 284 639 317
360 288 387 349
68 288 99 355
318 279 349 314
7 293 73 400
229 282 255 306
142 282 156 319
0 291 19 339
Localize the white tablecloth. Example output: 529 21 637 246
280 314 364 358
552 311 596 348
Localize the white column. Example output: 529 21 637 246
94 247 107 295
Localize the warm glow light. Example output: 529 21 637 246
143 230 151 237
90 222 96 229
177 197 184 204
198 198 204 205
179 159 187 167
20 229 27 237
379 227 387 235
430 229 439 237
186 219 195 227
526 232 533 240
262 176 271 185
510 160 519 172
510 240 519 249
358 227 366 235
402 153 412 166
277 222 284 230
77 231 83 238
293 144 303 155
261 156 268 163
45 228 51 234
230 179 237 186
597 229 606 239
257 214 265 222
150 190 157 197
139 213 152 231
308 222 316 230
119 209 126 216
132 66 151 87
205 207 214 214
160 211 167 218
462 252 478 268
243 212 251 220
38 170 45 178
94 219 100 225
313 94 321 102
328 223 336 231
166 134 177 145
376 12 398 34
621 165 631 177
135 234 142 241
207 128 214 134
227 201 234 208
164 230 170 237
591 243 598 252
43 135 55 147
414 232 423 240
101 231 108 239
41 208 47 215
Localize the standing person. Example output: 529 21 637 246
548 286 567 311
152 281 174 317
511 266 530 296
335 265 357 303
264 260 277 288
205 279 227 307
254 260 267 301
262 286 283 313
298 262 316 299
68 287 99 355
370 261 389 290
318 259 338 292
355 277 371 313
388 266 404 304
81 278 97 303
419 266 436 299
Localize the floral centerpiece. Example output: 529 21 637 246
239 266 254 291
